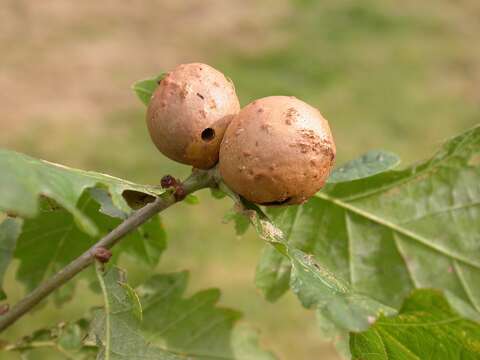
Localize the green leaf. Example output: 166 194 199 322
223 208 250 236
350 289 480 359
257 125 480 319
90 188 128 219
0 149 164 236
327 150 400 183
92 266 166 360
92 266 276 360
132 73 166 106
0 217 22 300
210 187 227 199
14 193 166 302
0 319 96 359
287 247 396 331
118 281 143 322
223 197 396 342
184 194 200 205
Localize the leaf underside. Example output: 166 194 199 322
0 149 164 236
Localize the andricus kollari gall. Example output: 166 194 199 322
219 96 335 205
147 63 240 169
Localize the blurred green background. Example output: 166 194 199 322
1 1 479 359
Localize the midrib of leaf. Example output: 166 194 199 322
315 192 480 268
96 265 111 360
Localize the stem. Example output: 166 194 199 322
95 262 111 360
0 167 217 333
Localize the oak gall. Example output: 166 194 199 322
219 96 335 205
147 63 240 169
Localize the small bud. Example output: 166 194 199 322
161 175 178 189
92 247 112 263
174 185 186 201
0 303 9 315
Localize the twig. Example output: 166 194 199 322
0 167 218 333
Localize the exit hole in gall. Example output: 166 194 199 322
201 128 215 142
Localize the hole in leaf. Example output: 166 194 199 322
122 190 156 209
201 128 215 142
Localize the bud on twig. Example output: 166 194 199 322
174 185 186 201
0 304 9 315
92 247 112 263
161 175 178 189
